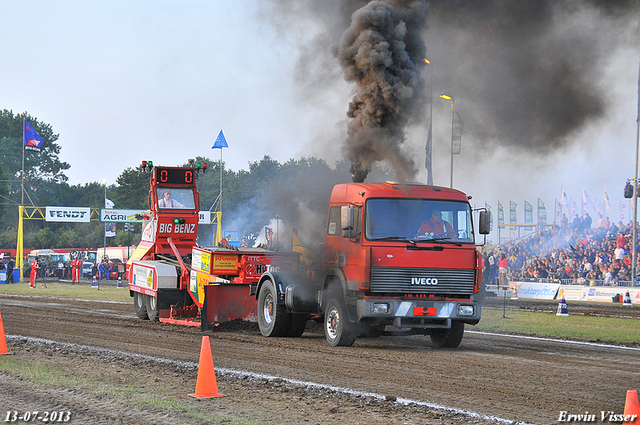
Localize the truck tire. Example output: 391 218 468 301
359 322 384 338
134 292 148 320
286 314 307 337
324 296 357 347
145 295 159 322
258 279 291 337
430 321 464 348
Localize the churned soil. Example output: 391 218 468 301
0 291 639 424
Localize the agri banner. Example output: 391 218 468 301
45 206 91 222
100 209 212 223
100 209 146 223
509 281 560 299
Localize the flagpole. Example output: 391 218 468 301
17 120 26 281
212 130 228 245
219 147 223 242
103 181 107 259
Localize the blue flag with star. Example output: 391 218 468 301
24 120 44 153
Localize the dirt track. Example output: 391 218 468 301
1 293 639 424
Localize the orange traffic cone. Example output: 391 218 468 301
0 312 12 355
189 335 225 398
624 390 640 424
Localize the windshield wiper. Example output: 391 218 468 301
369 236 416 245
415 236 462 246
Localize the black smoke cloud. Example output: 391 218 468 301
335 1 428 182
426 0 639 154
266 0 639 173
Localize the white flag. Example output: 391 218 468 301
582 185 595 213
105 198 114 208
603 184 612 214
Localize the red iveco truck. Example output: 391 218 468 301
128 163 490 348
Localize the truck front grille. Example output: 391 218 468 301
370 266 475 296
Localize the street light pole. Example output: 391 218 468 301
424 58 433 185
632 61 640 283
439 93 455 188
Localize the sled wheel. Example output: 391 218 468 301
145 294 159 322
134 292 148 320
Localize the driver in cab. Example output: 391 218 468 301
158 190 184 208
416 210 455 238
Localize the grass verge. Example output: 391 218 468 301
476 308 640 346
0 281 131 303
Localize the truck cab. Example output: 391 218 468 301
319 182 489 347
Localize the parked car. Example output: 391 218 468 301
82 262 94 279
110 259 125 279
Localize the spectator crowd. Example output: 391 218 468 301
482 212 640 286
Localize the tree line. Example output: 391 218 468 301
0 110 394 251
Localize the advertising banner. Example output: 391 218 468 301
101 209 212 223
45 207 91 222
199 211 211 224
577 286 640 304
100 209 146 223
507 283 640 304
510 281 560 299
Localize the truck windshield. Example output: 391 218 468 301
156 188 195 210
365 198 474 243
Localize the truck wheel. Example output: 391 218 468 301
286 314 307 337
430 321 464 348
145 295 159 322
134 292 148 320
359 322 384 338
324 296 357 347
257 279 291 337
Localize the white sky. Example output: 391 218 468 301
2 1 640 228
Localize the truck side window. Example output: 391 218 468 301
327 206 341 235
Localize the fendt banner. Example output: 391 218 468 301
45 207 91 222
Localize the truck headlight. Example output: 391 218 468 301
372 303 389 314
458 305 474 316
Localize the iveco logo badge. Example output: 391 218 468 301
411 277 438 285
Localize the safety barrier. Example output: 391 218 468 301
487 277 638 288
488 281 640 304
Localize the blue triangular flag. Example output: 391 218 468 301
212 130 228 149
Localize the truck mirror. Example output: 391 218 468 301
478 210 490 235
341 205 358 239
340 206 354 231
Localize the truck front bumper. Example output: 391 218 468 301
357 298 481 329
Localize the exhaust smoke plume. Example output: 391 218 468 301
335 0 428 183
267 0 639 191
